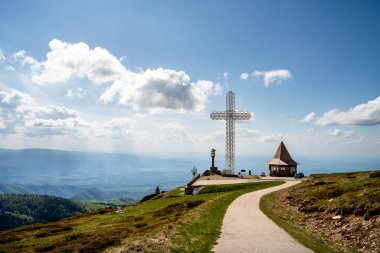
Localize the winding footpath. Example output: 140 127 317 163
213 181 314 253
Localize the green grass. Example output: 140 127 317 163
173 181 284 252
261 193 338 253
0 181 283 253
77 201 114 211
260 170 380 253
197 181 276 194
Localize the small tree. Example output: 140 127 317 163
155 185 160 195
191 166 197 177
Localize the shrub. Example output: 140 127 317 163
135 222 147 228
369 171 380 178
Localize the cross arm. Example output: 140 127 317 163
232 111 252 120
210 112 228 120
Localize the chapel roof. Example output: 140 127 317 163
267 141 298 166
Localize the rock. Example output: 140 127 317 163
332 215 342 220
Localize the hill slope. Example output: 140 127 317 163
261 171 380 253
0 181 283 253
0 194 109 230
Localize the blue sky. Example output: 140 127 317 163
0 0 379 164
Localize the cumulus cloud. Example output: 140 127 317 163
23 39 125 85
253 69 291 87
302 112 316 123
316 96 380 126
240 72 249 81
100 68 221 113
0 88 137 140
0 89 81 136
15 39 221 113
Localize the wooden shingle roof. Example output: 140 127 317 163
267 141 298 166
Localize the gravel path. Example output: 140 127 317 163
213 181 314 253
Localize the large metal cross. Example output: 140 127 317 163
210 91 251 174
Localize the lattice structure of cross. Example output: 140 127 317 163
210 91 252 174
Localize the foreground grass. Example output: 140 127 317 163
0 180 283 253
260 171 380 253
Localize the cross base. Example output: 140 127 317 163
222 169 235 175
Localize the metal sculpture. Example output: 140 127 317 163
210 91 251 174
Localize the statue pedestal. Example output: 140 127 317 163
210 166 218 174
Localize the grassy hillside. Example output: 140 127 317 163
0 181 283 253
260 171 380 253
0 194 111 231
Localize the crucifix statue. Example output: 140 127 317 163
210 91 252 174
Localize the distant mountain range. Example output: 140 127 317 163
1 148 378 202
0 148 194 201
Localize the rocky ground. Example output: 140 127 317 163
277 171 380 253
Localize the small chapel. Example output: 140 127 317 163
267 141 298 177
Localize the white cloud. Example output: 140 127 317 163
0 88 137 140
253 69 291 87
15 39 221 113
327 129 363 143
316 96 380 126
100 68 221 113
302 112 316 123
13 50 39 68
22 39 125 85
240 72 249 80
329 128 343 136
0 89 81 136
0 49 5 62
329 129 356 138
307 128 314 133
